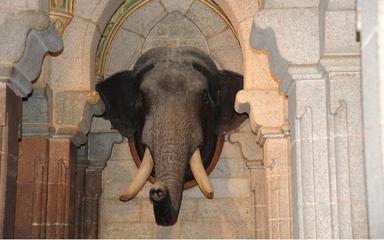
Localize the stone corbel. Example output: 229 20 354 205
87 132 123 170
10 24 63 97
72 91 106 146
235 89 287 134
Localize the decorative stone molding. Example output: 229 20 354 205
235 90 286 133
49 0 74 36
72 91 106 146
249 24 291 93
87 132 123 169
10 24 63 97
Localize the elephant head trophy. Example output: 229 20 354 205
96 47 247 226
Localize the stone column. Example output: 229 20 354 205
73 146 88 239
0 83 22 238
15 137 78 238
287 61 368 238
83 168 102 238
246 159 267 238
45 138 77 238
15 137 49 238
258 130 291 239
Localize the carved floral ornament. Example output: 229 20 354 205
48 0 74 36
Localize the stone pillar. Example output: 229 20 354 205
83 168 102 238
246 160 267 238
73 147 87 239
258 131 291 239
15 137 77 238
0 83 22 238
46 138 76 238
15 137 49 238
287 61 368 238
287 67 333 239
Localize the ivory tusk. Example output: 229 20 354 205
189 149 214 199
119 148 154 202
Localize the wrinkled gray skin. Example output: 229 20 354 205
96 47 246 226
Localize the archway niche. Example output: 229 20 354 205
19 0 290 238
90 0 266 238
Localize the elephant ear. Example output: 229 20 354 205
96 65 154 137
213 70 248 135
193 63 248 135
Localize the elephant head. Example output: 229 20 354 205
96 47 247 226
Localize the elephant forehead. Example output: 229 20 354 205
141 65 207 93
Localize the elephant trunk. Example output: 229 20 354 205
149 137 189 226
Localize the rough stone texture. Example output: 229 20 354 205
324 11 359 55
185 1 227 39
161 0 194 14
22 88 49 136
105 30 144 75
235 90 286 131
328 0 355 10
49 17 100 91
263 137 292 239
104 0 242 75
51 91 89 135
0 9 49 68
0 83 22 238
208 29 243 73
287 61 368 238
121 0 167 38
10 23 63 97
142 12 209 54
253 8 320 65
264 0 320 8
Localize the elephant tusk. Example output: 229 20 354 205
189 149 214 199
119 148 154 202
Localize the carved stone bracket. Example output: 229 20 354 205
235 89 286 134
87 132 123 170
10 24 63 97
72 91 106 146
255 125 290 146
229 130 263 160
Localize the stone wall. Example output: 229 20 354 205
99 122 262 238
103 0 243 78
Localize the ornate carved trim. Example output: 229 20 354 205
10 24 63 97
95 0 237 77
49 0 74 36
